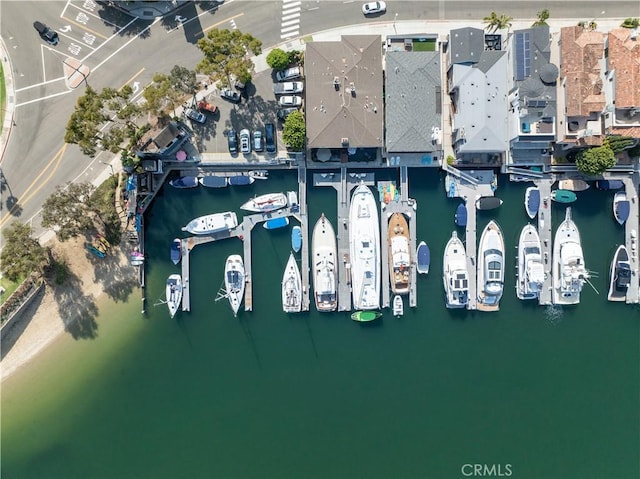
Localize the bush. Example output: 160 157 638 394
576 146 616 175
621 18 639 28
266 49 291 71
446 155 455 166
282 111 306 151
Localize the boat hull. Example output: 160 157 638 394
228 176 255 186
169 176 198 189
613 191 630 225
199 176 228 188
166 274 183 319
551 189 577 203
351 311 382 322
416 241 430 274
182 211 238 235
241 193 287 213
516 224 544 300
263 217 289 230
477 220 505 311
388 213 410 295
312 214 337 312
475 197 503 210
553 208 588 305
455 203 467 226
443 231 469 308
291 226 302 252
282 253 302 313
393 295 404 317
608 245 631 302
349 184 380 310
224 255 245 317
170 238 181 265
525 187 540 219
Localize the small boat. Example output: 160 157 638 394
476 220 505 311
228 175 255 186
416 241 430 275
613 191 630 225
169 176 198 189
475 197 503 210
86 244 105 258
596 180 624 190
199 176 228 188
558 179 590 192
524 187 540 219
607 245 631 302
388 213 411 295
312 213 337 312
248 170 269 180
97 234 111 249
131 259 144 266
182 211 238 235
551 189 577 203
241 192 288 213
93 241 107 254
443 231 469 309
455 203 467 226
351 311 382 322
166 274 183 319
392 295 404 317
287 191 299 211
291 226 302 252
282 253 302 313
264 217 290 230
224 255 245 317
445 175 456 198
131 251 144 261
516 224 545 300
170 238 181 265
553 207 589 305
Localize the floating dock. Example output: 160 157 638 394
535 177 554 306
622 174 639 304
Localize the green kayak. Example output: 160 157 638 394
351 311 382 322
551 189 577 203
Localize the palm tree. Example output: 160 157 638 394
532 9 550 27
483 11 513 33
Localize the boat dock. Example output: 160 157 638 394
297 165 311 311
622 174 639 304
535 178 554 306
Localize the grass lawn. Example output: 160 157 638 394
413 39 437 52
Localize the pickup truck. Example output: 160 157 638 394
273 81 304 95
197 100 218 114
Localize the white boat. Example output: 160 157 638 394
388 212 411 295
558 179 590 192
287 191 299 211
608 245 631 302
182 211 238 235
613 191 630 225
477 220 505 311
312 213 337 312
282 252 302 313
553 207 589 305
416 241 430 274
516 224 545 300
524 187 540 219
393 295 404 317
248 170 269 180
166 274 183 319
224 255 245 317
240 192 287 213
349 183 381 310
442 231 469 309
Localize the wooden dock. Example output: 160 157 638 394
298 165 310 311
536 178 554 306
622 174 639 304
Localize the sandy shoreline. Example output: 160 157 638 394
1 236 138 383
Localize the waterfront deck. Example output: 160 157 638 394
536 177 554 306
622 174 640 304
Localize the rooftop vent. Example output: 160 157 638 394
334 77 340 90
341 138 349 147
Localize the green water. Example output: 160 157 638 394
2 170 639 479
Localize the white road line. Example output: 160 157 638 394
16 89 73 108
15 77 67 92
91 18 160 72
281 25 299 33
282 1 301 7
280 0 301 40
281 19 300 27
282 7 300 16
282 12 301 21
281 32 298 39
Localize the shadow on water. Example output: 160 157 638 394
302 314 319 358
238 316 262 370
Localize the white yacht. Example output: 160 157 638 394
240 192 287 213
166 274 183 319
388 212 411 295
282 253 302 313
182 211 238 235
224 255 245 317
442 231 469 309
553 207 589 305
516 224 545 301
477 220 505 311
349 183 380 310
312 213 337 312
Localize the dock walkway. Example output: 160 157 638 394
622 174 640 304
536 178 554 306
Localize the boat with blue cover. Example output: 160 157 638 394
264 217 289 230
416 241 430 274
199 176 228 188
525 187 540 219
86 243 105 258
551 189 577 203
170 238 181 265
228 175 255 186
475 197 503 210
169 176 198 189
291 226 302 252
455 203 467 226
596 180 624 190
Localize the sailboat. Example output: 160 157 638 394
166 274 183 319
516 224 545 300
476 220 505 311
312 214 337 312
224 255 245 317
282 253 302 313
553 207 589 305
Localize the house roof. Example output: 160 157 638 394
607 28 640 108
385 51 441 153
449 27 485 64
560 26 605 117
305 35 384 149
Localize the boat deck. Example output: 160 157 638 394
622 174 639 304
535 177 554 306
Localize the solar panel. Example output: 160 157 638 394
515 32 531 81
527 99 547 108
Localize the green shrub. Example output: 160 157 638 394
266 49 291 71
621 18 639 28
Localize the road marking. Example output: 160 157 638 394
281 0 301 40
120 68 145 90
202 13 245 34
281 25 299 33
15 89 73 108
59 15 108 39
0 144 67 228
92 18 160 73
15 77 67 92
79 15 140 63
282 12 301 21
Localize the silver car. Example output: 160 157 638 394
253 130 264 152
185 108 206 124
276 66 302 82
278 95 302 107
240 129 251 154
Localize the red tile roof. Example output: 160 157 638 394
607 28 640 108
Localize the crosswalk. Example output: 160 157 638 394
281 0 301 39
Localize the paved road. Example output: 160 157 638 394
1 0 639 240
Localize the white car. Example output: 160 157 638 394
273 81 304 95
278 95 302 107
362 1 386 15
185 108 206 124
276 66 302 82
239 129 251 154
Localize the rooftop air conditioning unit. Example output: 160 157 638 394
334 77 340 90
341 138 349 146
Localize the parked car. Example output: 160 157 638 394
33 21 59 45
253 130 264 152
227 129 238 154
278 95 302 107
239 129 251 154
275 66 303 82
185 108 206 124
273 81 304 95
220 88 241 103
265 123 277 154
197 100 218 114
362 2 386 15
277 108 299 121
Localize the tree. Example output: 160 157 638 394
41 182 102 241
532 9 550 27
621 18 640 28
483 11 513 33
1 222 48 281
196 29 262 88
282 111 306 151
606 135 638 154
575 146 616 175
266 48 291 71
